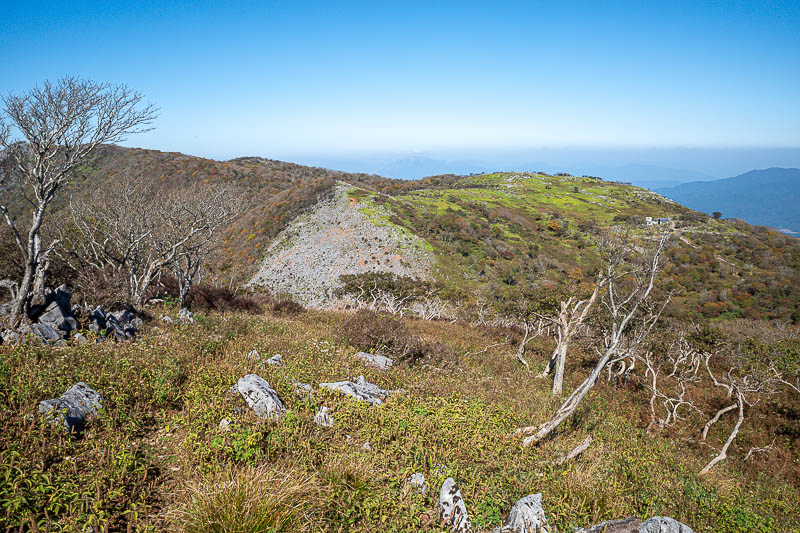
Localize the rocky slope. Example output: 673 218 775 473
248 182 433 307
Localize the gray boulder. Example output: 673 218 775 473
31 322 61 343
639 517 694 533
72 333 88 345
107 309 142 341
496 493 551 533
234 374 286 420
439 477 471 532
355 351 393 370
38 301 79 334
88 306 108 333
314 406 334 427
575 517 692 533
38 382 102 433
319 375 389 406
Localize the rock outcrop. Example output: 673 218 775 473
39 382 102 434
319 375 389 406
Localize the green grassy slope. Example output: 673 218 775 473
366 172 800 322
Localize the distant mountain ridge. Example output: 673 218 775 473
656 168 800 233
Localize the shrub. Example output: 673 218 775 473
339 309 457 365
271 294 305 316
185 283 262 313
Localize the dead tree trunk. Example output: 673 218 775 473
520 232 669 445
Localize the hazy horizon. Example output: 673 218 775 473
3 1 799 165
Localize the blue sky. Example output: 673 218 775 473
2 1 799 169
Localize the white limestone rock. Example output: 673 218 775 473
234 374 286 420
318 375 389 406
496 493 551 533
355 351 393 370
405 472 427 495
314 406 334 427
439 477 471 532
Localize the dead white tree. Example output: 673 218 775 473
65 175 241 307
539 280 604 395
519 232 670 445
699 352 781 475
0 77 157 323
410 294 449 321
638 332 703 431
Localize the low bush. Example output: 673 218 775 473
339 309 456 365
271 294 305 316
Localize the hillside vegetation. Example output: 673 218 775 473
3 146 800 532
3 305 799 531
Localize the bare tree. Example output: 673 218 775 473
539 280 604 395
699 350 782 475
638 332 703 432
65 174 241 307
519 232 670 445
0 78 157 323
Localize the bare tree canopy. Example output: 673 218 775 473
0 77 157 323
64 174 243 307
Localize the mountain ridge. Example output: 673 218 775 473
656 167 800 233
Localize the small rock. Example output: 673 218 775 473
234 374 286 420
314 406 334 427
639 517 694 533
160 315 174 325
405 472 427 495
439 478 471 532
361 442 372 451
575 517 643 533
355 351 393 370
178 307 194 324
248 349 260 359
293 381 314 398
39 382 102 434
496 493 550 533
218 418 231 432
319 375 389 406
72 333 88 345
264 354 284 367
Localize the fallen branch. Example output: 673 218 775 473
555 435 593 465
